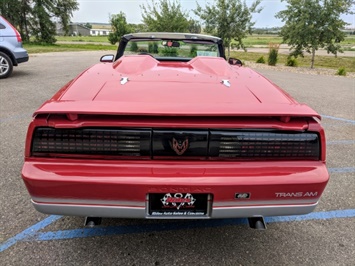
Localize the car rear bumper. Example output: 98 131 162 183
22 159 329 219
16 55 29 64
32 200 318 219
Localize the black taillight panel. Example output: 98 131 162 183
209 131 320 160
32 127 151 157
31 127 320 160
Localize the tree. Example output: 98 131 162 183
194 0 262 57
0 0 78 43
129 23 148 33
32 0 57 44
276 0 354 68
54 0 79 36
188 19 201 34
141 0 190 32
108 12 130 44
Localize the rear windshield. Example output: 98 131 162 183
124 39 219 60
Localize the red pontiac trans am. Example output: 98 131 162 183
22 33 329 228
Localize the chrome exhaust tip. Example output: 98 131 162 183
248 217 266 230
84 217 102 227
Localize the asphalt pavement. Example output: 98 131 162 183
0 51 354 265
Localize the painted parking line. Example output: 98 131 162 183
1 209 354 253
328 167 355 173
327 140 355 145
28 209 355 241
321 115 355 124
0 215 62 253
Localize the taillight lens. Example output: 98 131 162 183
209 131 320 160
31 127 151 157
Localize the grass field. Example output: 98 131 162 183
230 51 355 72
55 34 355 48
24 43 116 53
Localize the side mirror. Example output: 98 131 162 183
228 58 243 66
100 54 114 63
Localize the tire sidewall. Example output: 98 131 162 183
0 51 13 79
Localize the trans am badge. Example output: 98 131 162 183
171 137 189 155
161 193 196 210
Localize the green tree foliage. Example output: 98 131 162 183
0 0 78 43
54 0 79 35
108 12 130 44
141 0 190 32
32 0 57 44
276 0 354 68
188 19 201 34
129 23 148 33
194 0 262 57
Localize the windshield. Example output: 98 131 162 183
124 39 220 59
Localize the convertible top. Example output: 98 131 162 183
122 32 222 43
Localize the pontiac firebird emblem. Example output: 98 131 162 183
171 138 189 155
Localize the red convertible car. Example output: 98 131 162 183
22 33 329 229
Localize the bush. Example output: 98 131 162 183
190 44 198 57
336 67 347 76
286 56 298 67
268 48 278 66
267 43 279 66
160 47 178 57
148 42 159 53
256 56 265 64
130 42 138 52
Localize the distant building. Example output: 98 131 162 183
56 23 91 36
56 22 112 36
90 23 112 36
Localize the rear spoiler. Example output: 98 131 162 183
34 101 321 120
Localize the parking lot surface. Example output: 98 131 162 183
0 51 354 265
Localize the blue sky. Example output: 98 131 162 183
72 0 355 28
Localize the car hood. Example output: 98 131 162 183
35 55 320 119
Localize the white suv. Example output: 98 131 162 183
0 16 29 79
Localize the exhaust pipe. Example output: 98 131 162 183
84 217 102 227
248 217 266 230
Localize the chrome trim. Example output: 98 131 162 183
31 200 318 219
213 199 319 206
31 196 145 207
32 196 318 207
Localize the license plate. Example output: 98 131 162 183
148 193 210 217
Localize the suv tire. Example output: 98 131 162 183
0 51 13 79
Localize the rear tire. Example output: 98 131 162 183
0 52 13 79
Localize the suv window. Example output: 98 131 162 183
0 23 6 29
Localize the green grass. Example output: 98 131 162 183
233 34 355 48
24 43 116 53
55 35 110 43
230 51 355 72
238 35 283 47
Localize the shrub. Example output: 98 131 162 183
286 56 298 67
160 47 178 57
148 42 159 53
190 44 198 57
130 42 138 52
137 48 148 53
268 43 279 66
256 56 265 64
336 67 347 76
268 48 278 66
